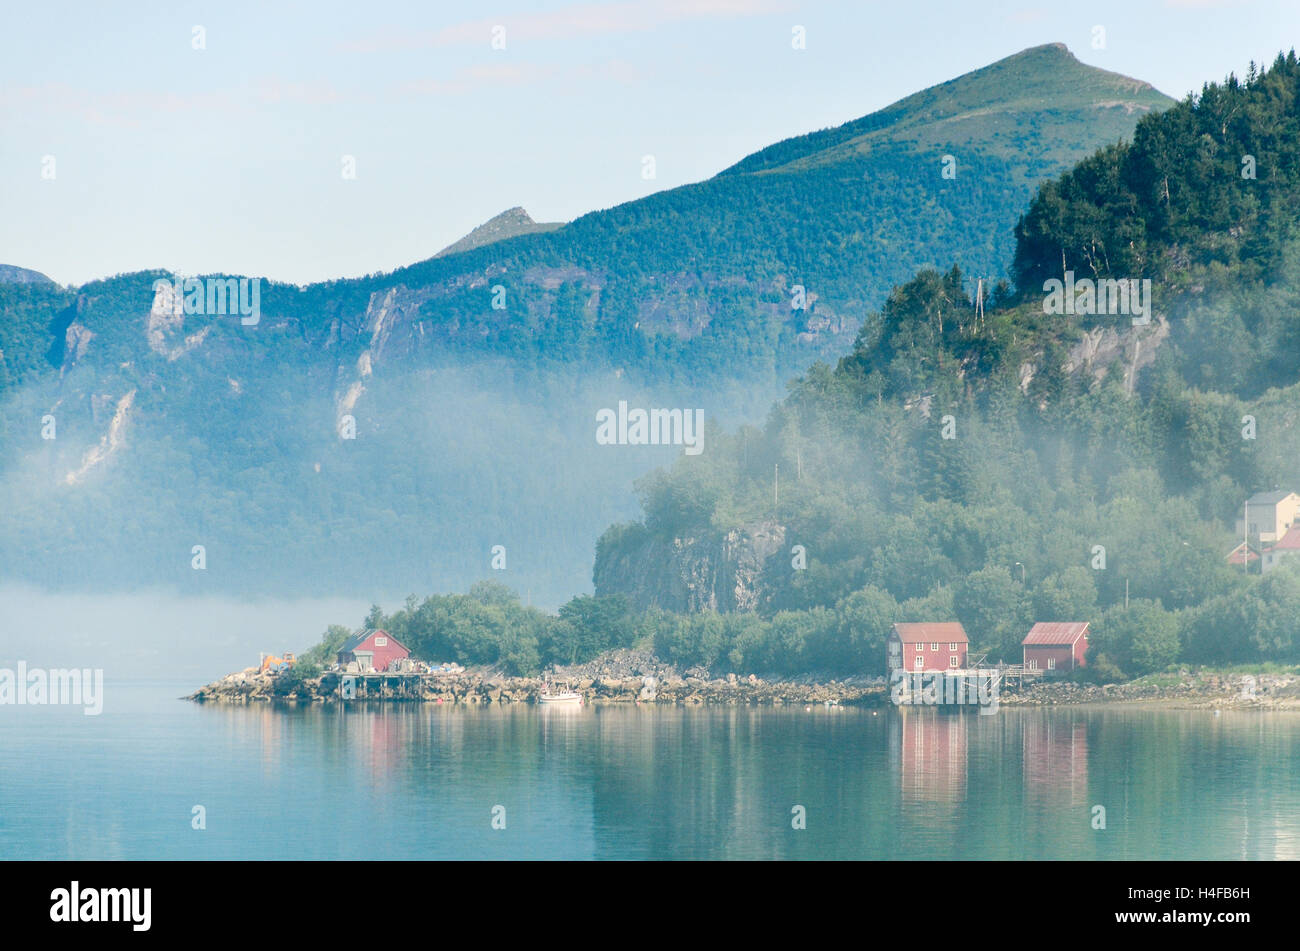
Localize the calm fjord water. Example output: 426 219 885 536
2 681 1297 860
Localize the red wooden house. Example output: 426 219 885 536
1021 622 1089 674
887 623 969 675
337 629 410 672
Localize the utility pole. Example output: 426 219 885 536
1125 578 1130 610
774 463 779 508
1243 499 1249 574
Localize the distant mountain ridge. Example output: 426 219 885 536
0 43 1176 603
0 44 1174 387
436 207 564 257
0 264 53 285
351 43 1174 378
723 43 1168 177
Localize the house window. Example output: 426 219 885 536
1047 657 1056 670
915 643 924 652
949 642 957 651
949 656 959 668
1028 659 1037 670
914 658 924 670
930 642 938 651
375 637 388 647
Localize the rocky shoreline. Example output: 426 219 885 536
186 650 1300 710
186 669 886 707
995 671 1300 709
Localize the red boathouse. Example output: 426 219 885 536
337 629 410 672
1021 622 1089 674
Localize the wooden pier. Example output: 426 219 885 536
994 663 1045 689
334 671 431 700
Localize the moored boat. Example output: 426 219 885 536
539 682 583 705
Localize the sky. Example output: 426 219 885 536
1 0 1297 287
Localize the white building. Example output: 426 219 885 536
1236 490 1300 544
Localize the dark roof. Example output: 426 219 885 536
1246 490 1297 506
892 623 967 643
1023 622 1089 646
338 628 406 654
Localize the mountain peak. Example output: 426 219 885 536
0 264 54 285
436 207 564 258
720 43 1172 178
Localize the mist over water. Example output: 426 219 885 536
0 587 374 683
0 357 783 609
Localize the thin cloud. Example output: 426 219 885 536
394 59 647 97
341 0 792 54
0 83 242 126
252 78 349 106
395 62 562 96
0 78 354 125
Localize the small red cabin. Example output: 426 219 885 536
1022 622 1089 674
887 623 969 675
337 628 410 672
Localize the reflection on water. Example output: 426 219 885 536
1 684 1298 859
896 711 968 815
1023 713 1089 808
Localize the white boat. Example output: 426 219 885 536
539 683 583 705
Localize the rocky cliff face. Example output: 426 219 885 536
594 519 785 613
1065 316 1170 391
1012 313 1171 401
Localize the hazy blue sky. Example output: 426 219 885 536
2 0 1296 286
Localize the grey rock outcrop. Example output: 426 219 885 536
594 520 785 613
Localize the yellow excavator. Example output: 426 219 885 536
260 652 295 674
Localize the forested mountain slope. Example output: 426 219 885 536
0 44 1170 603
592 52 1300 677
